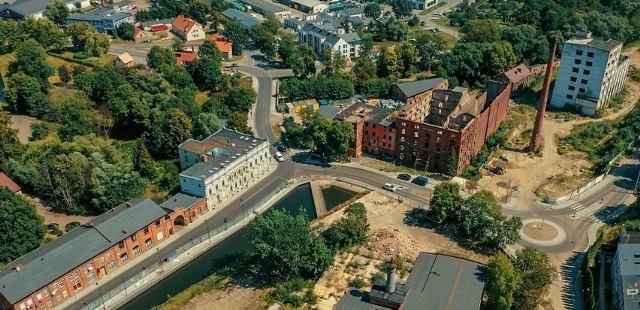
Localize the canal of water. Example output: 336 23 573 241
122 183 355 310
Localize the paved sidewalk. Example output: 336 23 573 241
541 175 617 209
64 161 280 310
333 162 442 191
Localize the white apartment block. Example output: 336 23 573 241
551 32 629 116
178 129 272 209
413 0 438 10
298 23 361 60
612 233 640 310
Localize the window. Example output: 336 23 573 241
576 49 583 55
587 51 594 57
566 94 573 99
130 234 137 242
143 227 150 234
572 67 579 73
106 253 111 259
155 220 161 227
574 59 581 65
62 290 68 298
108 261 116 269
43 289 49 297
583 69 590 75
568 85 575 91
133 246 141 255
570 76 577 82
47 301 53 307
72 282 82 292
579 88 585 93
581 79 588 84
586 61 593 66
87 272 96 283
120 253 128 262
118 241 124 249
101 256 105 263
53 283 58 290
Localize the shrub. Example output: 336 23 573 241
350 277 367 289
73 52 90 60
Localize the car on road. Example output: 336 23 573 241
274 152 285 162
47 223 59 230
432 12 444 17
382 183 397 192
412 176 429 186
275 142 287 152
397 173 412 181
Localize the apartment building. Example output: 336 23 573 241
0 199 173 310
66 1 135 34
395 79 511 175
612 232 640 310
413 0 438 10
336 101 398 158
178 129 272 209
551 31 629 116
297 23 361 59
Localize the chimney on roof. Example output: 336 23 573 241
200 154 208 163
386 262 397 294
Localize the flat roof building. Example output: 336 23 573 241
337 253 486 310
67 1 135 34
612 232 640 310
222 8 263 29
238 0 291 20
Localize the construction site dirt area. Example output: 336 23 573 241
313 191 488 310
184 283 268 310
522 222 559 241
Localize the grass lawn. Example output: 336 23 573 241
409 28 458 49
417 1 446 16
431 17 458 30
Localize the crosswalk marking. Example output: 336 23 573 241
567 201 602 220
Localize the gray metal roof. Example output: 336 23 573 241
0 0 73 17
337 253 486 310
179 128 268 180
341 32 361 44
160 193 205 211
0 198 167 304
318 105 343 120
139 18 175 28
567 37 622 52
395 78 445 98
239 0 290 14
222 8 263 28
615 241 640 309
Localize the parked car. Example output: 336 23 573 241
412 176 429 186
275 142 287 152
382 183 397 192
499 154 509 162
274 151 285 162
397 173 412 181
47 223 59 230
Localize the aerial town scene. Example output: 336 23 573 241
0 0 639 309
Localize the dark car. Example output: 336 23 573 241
276 142 287 152
412 176 429 186
397 173 412 181
47 223 59 230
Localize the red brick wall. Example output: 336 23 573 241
361 122 396 156
347 121 364 158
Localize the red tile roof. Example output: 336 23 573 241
172 15 202 35
0 173 20 193
211 34 232 53
176 51 198 66
501 64 531 84
150 24 168 32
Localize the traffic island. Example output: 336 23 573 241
519 218 567 246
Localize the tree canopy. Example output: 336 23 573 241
45 0 70 25
0 188 45 262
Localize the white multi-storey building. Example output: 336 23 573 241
178 129 272 209
297 23 361 60
551 31 629 116
612 232 640 310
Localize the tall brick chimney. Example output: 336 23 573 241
530 37 557 154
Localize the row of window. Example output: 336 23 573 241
575 49 595 58
571 67 591 75
569 76 589 85
573 59 593 67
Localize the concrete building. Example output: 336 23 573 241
172 15 205 42
297 23 361 59
222 8 263 30
280 0 328 13
612 232 640 310
551 31 629 116
0 198 173 310
395 77 511 175
0 0 77 19
239 0 291 20
336 101 398 158
66 2 135 34
337 253 485 310
413 0 438 10
178 129 272 209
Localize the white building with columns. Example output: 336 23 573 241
178 129 272 209
551 31 629 116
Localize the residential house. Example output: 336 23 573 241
172 15 205 42
239 0 291 20
297 23 362 59
133 27 151 43
551 31 629 116
178 129 272 209
211 34 233 59
0 198 174 310
175 51 198 67
222 8 263 30
612 231 640 310
115 52 134 68
67 2 135 34
0 172 20 194
337 253 485 310
139 18 174 31
336 101 398 158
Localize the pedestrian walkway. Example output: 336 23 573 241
567 201 601 220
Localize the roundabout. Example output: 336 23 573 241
518 218 567 246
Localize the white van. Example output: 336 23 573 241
275 152 285 162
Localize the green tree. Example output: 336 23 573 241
8 39 54 90
461 19 502 43
67 22 110 56
192 113 220 140
131 139 155 179
225 111 253 135
147 46 177 70
0 188 45 262
415 32 447 70
398 42 417 77
248 209 334 279
5 72 49 117
221 22 248 56
58 64 72 84
486 253 521 310
18 18 66 50
250 19 281 59
89 161 146 214
501 24 549 64
189 44 224 91
0 111 24 170
323 203 368 251
29 122 54 141
45 0 70 25
360 78 390 98
321 48 347 77
392 0 414 18
290 45 317 78
354 56 377 87
446 148 458 176
186 0 211 25
376 47 400 81
429 182 463 223
116 22 135 41
145 109 193 158
364 3 381 18
45 96 96 141
513 246 555 310
386 19 409 41
225 86 256 113
0 20 20 54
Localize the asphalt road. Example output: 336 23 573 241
414 0 475 39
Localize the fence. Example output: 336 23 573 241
80 180 290 310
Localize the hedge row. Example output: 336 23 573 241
47 52 99 68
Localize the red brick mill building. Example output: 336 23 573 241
340 65 536 175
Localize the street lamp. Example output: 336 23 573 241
241 198 245 218
224 217 229 230
95 283 105 309
156 248 163 273
120 275 127 296
205 219 211 242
